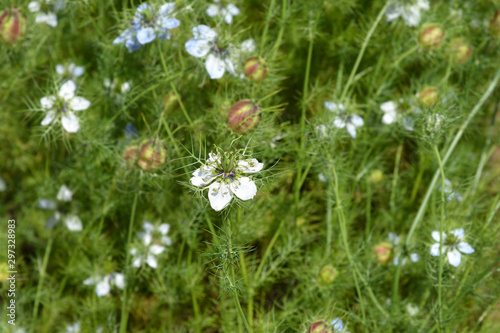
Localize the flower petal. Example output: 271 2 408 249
113 273 125 289
162 17 180 30
346 123 357 138
161 236 172 246
241 38 256 53
146 254 158 268
431 231 442 242
237 159 264 173
59 80 76 100
83 276 98 286
73 66 85 77
44 12 58 27
157 223 170 235
331 318 344 331
430 243 440 256
37 199 56 210
190 168 217 187
159 3 176 15
185 38 212 58
333 117 346 128
205 53 226 79
380 101 396 113
382 110 397 125
447 249 461 267
57 185 73 202
206 4 219 17
226 4 240 16
450 228 464 240
230 177 257 201
55 64 65 75
325 101 344 113
350 114 364 127
65 215 83 231
61 112 80 133
95 280 110 297
41 111 56 126
192 25 217 40
137 27 156 44
150 244 165 255
132 256 142 267
143 221 155 232
458 242 474 254
28 2 41 12
385 5 402 22
208 181 233 211
45 212 61 229
41 96 56 109
69 97 90 111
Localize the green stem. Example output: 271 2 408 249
434 145 446 332
32 235 54 327
119 184 141 333
259 0 277 52
390 144 403 216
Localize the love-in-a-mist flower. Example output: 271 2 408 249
430 228 474 267
385 0 429 27
28 0 65 27
130 221 172 269
83 272 125 297
206 0 240 24
39 80 90 133
325 101 364 139
438 178 463 202
113 3 180 52
185 25 237 79
37 185 82 231
380 100 415 131
56 63 84 80
190 151 263 211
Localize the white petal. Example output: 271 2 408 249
143 221 154 232
206 4 219 17
382 111 397 125
226 4 240 15
64 215 83 231
333 117 346 128
451 228 465 240
458 242 474 254
230 177 257 201
381 101 397 113
224 58 236 76
350 114 364 127
37 198 56 210
161 17 180 30
113 273 125 289
410 253 419 262
161 236 172 246
146 254 158 268
69 97 90 111
447 249 461 267
417 0 430 10
57 185 73 201
121 82 131 93
44 12 58 27
142 233 152 246
41 111 56 126
346 123 357 138
28 2 41 12
388 232 400 245
41 96 56 109
241 38 256 53
55 64 65 75
208 181 233 211
430 243 440 256
132 256 142 267
73 66 84 77
185 38 212 58
190 168 217 186
315 124 327 138
402 116 415 131
61 112 80 133
431 231 442 242
59 80 76 100
157 223 170 235
192 25 217 40
224 12 233 24
150 244 166 255
385 5 401 22
83 276 98 286
95 280 110 297
237 159 264 173
136 27 156 44
205 53 226 79
331 318 344 331
324 101 340 112
402 6 421 27
159 3 176 15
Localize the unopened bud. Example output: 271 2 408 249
374 242 393 264
490 10 500 38
447 38 472 64
308 321 333 333
369 170 384 183
0 8 27 44
418 23 445 50
228 100 261 134
123 145 140 168
418 87 439 106
244 57 268 83
137 139 168 171
318 265 338 285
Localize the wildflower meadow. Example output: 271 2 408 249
2 0 500 332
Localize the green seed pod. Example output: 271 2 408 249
418 86 439 106
308 321 333 333
447 38 472 64
137 139 168 171
418 23 445 50
244 57 268 83
490 10 500 38
318 265 338 285
228 100 261 134
374 241 393 264
0 8 27 44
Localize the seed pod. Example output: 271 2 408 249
244 57 268 83
447 38 472 64
228 100 261 134
374 241 393 264
490 10 500 38
123 145 140 168
308 321 333 333
418 23 445 50
0 8 27 44
137 139 168 171
418 86 439 106
318 265 338 285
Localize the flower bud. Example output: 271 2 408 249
123 145 140 168
374 241 393 264
228 100 261 133
308 321 333 333
137 139 168 171
418 23 445 50
244 57 268 83
369 170 384 183
0 8 27 44
418 86 439 106
490 10 500 38
447 38 472 64
318 265 338 285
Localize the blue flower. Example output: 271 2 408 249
113 2 180 52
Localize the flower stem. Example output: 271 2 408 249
434 144 446 332
31 234 53 328
119 183 141 333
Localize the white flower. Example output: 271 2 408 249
325 101 364 139
28 1 64 27
406 303 419 316
37 185 82 231
438 178 463 202
385 0 429 27
430 228 474 267
130 221 172 269
206 0 240 24
389 232 419 266
190 152 263 211
66 322 80 333
56 63 84 79
40 80 91 133
185 25 237 79
83 272 125 297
